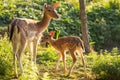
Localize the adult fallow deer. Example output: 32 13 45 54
41 31 87 76
8 3 59 78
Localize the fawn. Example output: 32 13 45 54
8 3 59 78
41 31 87 76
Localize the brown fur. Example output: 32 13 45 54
41 32 86 76
8 3 59 78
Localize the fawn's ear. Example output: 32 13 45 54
44 3 47 9
49 31 55 37
52 2 59 9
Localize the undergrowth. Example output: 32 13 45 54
0 34 120 80
0 34 39 80
91 48 120 80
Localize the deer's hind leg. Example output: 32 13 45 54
68 49 76 76
12 40 18 78
78 48 87 76
16 37 27 75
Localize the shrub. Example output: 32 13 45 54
0 34 13 79
18 53 39 80
37 47 57 63
0 34 39 79
92 48 120 80
87 1 120 50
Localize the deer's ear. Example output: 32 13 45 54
52 2 59 9
44 3 47 8
49 31 55 37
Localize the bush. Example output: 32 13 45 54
37 47 57 63
87 1 120 50
0 34 13 79
0 34 39 79
92 48 120 80
18 53 39 80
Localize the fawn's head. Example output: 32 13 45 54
41 31 55 43
44 3 59 19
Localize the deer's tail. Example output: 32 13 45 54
9 19 19 41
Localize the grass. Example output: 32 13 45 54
37 47 91 80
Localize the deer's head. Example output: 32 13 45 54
44 3 59 19
41 31 55 43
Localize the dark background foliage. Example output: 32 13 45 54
0 0 120 51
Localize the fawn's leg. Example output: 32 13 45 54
61 51 67 73
79 50 87 75
16 39 27 74
68 50 76 76
55 53 62 71
12 41 18 78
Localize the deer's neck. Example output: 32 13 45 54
37 12 51 33
49 38 56 47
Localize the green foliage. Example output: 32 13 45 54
0 0 120 50
0 34 120 79
0 0 120 51
49 2 81 37
92 48 120 80
37 47 57 63
18 53 39 80
87 0 120 50
0 1 120 79
0 34 13 79
0 34 39 79
108 0 120 9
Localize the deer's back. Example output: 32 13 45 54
11 18 38 29
10 18 41 41
53 36 84 51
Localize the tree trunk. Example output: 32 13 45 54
79 0 91 53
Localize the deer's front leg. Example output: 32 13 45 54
61 51 67 73
33 40 38 65
55 53 62 71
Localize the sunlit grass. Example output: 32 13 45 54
18 52 39 80
37 47 93 80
